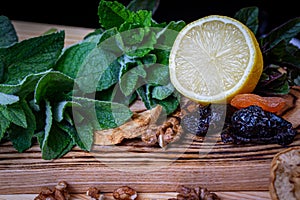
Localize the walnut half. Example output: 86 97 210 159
113 186 137 200
34 181 70 200
168 185 220 200
141 109 183 149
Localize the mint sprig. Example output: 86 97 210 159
0 0 185 160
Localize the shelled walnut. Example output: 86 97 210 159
141 109 183 148
112 186 137 200
86 187 104 200
169 185 220 200
34 181 70 200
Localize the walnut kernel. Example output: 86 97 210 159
113 186 137 200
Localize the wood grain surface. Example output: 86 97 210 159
1 21 299 200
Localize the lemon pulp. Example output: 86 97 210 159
169 15 263 104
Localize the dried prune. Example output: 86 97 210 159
221 105 297 146
181 104 235 136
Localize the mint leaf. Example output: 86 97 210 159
98 0 131 30
75 47 117 94
73 97 133 130
34 71 74 105
146 64 169 85
55 42 96 79
119 65 146 96
58 122 92 151
38 100 73 160
0 16 18 47
0 92 19 105
0 70 50 97
97 59 121 92
0 106 10 141
119 9 152 31
7 100 36 152
6 102 27 128
2 31 64 84
267 40 300 68
154 94 180 115
234 6 259 35
152 83 174 100
261 17 300 52
53 101 80 123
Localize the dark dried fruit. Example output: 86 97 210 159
181 103 235 136
221 105 297 146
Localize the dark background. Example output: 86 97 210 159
1 0 299 34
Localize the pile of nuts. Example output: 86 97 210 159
35 182 220 200
34 181 70 200
86 185 137 200
34 183 138 200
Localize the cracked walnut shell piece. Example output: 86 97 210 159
269 146 300 200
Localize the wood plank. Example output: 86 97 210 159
1 21 299 199
12 20 94 47
0 191 271 200
1 135 300 194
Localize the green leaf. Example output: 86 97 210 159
254 65 290 95
0 107 10 141
119 65 146 96
155 21 186 50
119 10 152 31
267 40 300 68
152 49 169 65
58 122 92 151
154 94 179 115
0 15 18 47
75 47 117 94
152 83 174 100
2 31 64 84
55 42 96 79
97 59 121 91
146 64 169 85
53 101 81 122
98 0 132 30
0 92 19 105
123 30 156 57
0 70 50 97
7 100 36 152
34 71 74 105
38 100 73 160
73 97 133 130
6 102 27 128
261 17 300 52
234 6 259 35
98 27 123 50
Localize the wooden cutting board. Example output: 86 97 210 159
1 21 299 199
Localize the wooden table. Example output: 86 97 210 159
1 20 299 200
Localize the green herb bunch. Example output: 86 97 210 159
0 0 185 160
0 0 299 160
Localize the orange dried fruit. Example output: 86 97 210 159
230 93 286 113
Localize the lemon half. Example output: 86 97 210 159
169 15 263 104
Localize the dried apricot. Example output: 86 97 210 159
230 93 286 113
